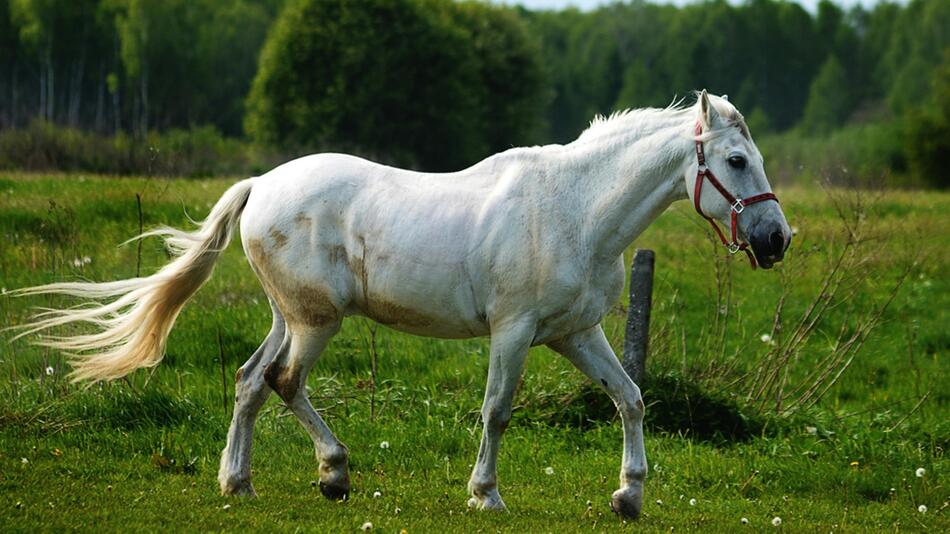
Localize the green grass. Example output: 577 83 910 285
1 172 947 532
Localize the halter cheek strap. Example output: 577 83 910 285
693 122 779 269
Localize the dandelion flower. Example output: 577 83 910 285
379 441 390 449
915 467 926 478
918 504 927 514
772 516 782 526
544 466 554 475
361 521 373 530
849 461 859 468
689 498 697 506
741 517 749 525
373 491 382 498
46 366 54 376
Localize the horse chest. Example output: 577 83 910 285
531 255 625 344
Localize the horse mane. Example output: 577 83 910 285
575 93 750 144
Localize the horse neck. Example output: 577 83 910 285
563 114 693 261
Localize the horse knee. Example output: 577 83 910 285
619 386 645 421
483 405 512 432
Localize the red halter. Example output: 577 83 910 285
693 122 779 269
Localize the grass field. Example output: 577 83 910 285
0 172 947 532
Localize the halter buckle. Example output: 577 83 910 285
731 199 745 214
727 242 742 254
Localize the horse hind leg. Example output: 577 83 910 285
219 302 287 496
264 321 350 500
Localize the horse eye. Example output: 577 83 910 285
728 155 746 170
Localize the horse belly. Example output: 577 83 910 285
350 254 488 338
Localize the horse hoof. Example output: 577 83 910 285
468 491 507 511
318 477 350 500
220 478 257 497
610 486 643 520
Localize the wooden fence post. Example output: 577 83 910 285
622 249 655 385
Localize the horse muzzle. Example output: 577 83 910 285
748 223 791 269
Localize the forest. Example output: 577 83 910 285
0 0 947 185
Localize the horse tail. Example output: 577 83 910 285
9 178 255 383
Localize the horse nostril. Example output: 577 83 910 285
769 231 785 256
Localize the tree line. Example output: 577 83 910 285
0 0 947 181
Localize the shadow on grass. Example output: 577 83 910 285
523 372 770 443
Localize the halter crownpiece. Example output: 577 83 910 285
692 121 779 269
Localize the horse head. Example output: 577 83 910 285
685 90 791 269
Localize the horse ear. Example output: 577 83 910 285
699 89 720 129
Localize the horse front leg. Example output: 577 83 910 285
467 316 534 511
548 325 647 520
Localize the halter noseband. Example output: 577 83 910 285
693 121 779 269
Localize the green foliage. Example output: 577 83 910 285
903 52 950 188
246 0 543 171
801 55 853 134
0 0 948 185
758 120 909 186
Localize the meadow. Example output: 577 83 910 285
0 172 947 532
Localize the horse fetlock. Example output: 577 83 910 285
610 483 643 520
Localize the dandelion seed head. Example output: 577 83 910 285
222 504 231 511
45 366 54 376
544 466 555 475
379 441 390 449
361 521 373 530
373 491 381 498
21 457 28 464
741 517 749 525
772 516 782 526
760 333 772 343
655 499 663 505
689 498 697 506
915 467 926 478
918 504 927 514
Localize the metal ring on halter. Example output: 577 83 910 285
731 199 745 214
727 242 742 254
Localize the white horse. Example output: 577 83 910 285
12 91 790 519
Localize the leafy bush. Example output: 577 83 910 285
245 0 545 171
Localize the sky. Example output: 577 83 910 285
493 0 906 13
